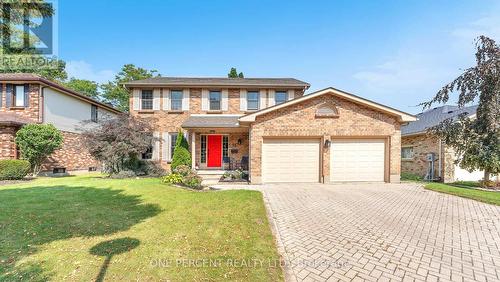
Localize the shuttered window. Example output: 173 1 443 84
247 91 260 110
141 90 153 110
14 85 26 107
209 91 221 110
170 90 183 111
274 91 288 105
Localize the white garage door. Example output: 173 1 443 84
330 139 385 182
262 139 320 183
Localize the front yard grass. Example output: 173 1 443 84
425 182 500 206
0 175 283 281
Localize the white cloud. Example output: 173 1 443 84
66 60 115 83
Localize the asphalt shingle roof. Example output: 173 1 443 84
401 105 478 136
181 115 241 128
123 77 310 88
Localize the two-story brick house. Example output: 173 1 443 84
124 77 416 184
0 73 121 174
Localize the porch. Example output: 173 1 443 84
182 115 250 172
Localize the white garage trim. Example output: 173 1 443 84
262 138 321 183
330 139 386 182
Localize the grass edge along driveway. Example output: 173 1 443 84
0 175 284 281
425 182 500 206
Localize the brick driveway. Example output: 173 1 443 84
259 183 500 282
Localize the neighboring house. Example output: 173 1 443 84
124 77 415 184
401 105 488 183
0 73 121 174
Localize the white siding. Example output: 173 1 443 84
43 88 116 133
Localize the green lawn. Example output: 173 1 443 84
425 182 500 206
0 175 283 281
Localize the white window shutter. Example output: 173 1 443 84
288 89 295 100
162 89 170 110
259 90 266 109
222 89 229 111
182 89 190 111
268 90 275 106
153 132 160 161
240 90 247 111
133 89 140 110
201 89 209 111
162 132 169 162
153 89 160 110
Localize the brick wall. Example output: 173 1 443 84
401 134 448 181
42 130 100 172
249 93 402 183
0 83 41 122
0 126 16 159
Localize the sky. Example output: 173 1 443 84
58 0 500 114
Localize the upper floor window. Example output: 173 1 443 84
209 91 221 111
14 85 26 107
91 105 98 122
275 91 288 105
247 91 260 111
170 90 183 111
401 147 414 160
141 90 153 110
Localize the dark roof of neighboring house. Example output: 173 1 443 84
0 112 38 126
182 115 241 128
0 73 121 114
123 77 310 89
401 105 478 136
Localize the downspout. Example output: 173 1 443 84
39 85 45 123
438 138 442 179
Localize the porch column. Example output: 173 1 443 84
191 131 196 169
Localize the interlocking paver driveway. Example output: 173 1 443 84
260 183 500 282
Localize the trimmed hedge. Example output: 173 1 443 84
0 160 31 180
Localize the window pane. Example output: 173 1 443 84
15 85 25 106
402 147 413 159
223 136 228 158
275 91 287 105
141 90 153 110
91 105 98 122
247 91 259 110
170 133 178 159
201 135 207 163
209 91 221 110
171 90 183 110
142 146 153 160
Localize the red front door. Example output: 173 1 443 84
207 135 222 167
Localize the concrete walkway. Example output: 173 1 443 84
257 183 500 282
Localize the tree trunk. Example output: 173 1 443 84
484 170 490 182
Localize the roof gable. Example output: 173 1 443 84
239 87 416 123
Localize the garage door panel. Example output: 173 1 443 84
330 139 385 182
262 139 320 183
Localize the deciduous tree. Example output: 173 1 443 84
101 64 159 111
423 36 500 183
81 114 157 175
